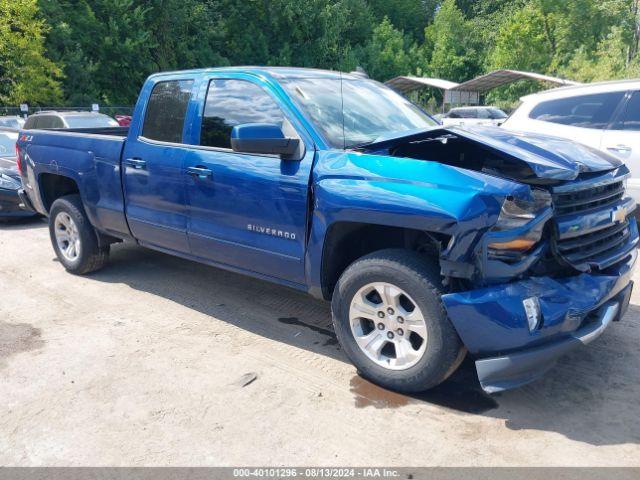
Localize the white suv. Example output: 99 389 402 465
502 80 640 204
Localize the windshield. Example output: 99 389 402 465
0 117 24 129
64 114 119 128
281 77 437 148
0 132 17 157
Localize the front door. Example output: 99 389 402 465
184 76 314 286
122 78 195 253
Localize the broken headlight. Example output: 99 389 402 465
492 189 551 231
488 189 551 257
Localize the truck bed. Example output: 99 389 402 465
19 127 131 239
48 126 129 137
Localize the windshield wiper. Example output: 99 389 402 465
345 140 376 150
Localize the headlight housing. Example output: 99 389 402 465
0 173 20 191
487 189 552 258
492 189 551 231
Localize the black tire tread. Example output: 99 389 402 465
49 194 109 275
331 248 464 393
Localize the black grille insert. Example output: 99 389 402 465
554 220 631 266
553 180 624 215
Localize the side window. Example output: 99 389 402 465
611 91 640 131
51 117 64 128
142 79 194 143
200 79 285 149
529 92 625 129
457 110 476 119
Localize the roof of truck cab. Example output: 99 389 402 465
147 66 363 81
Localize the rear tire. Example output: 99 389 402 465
49 194 109 274
331 249 464 393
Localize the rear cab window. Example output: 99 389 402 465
142 79 194 143
529 91 625 129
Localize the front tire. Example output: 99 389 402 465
331 249 464 393
49 194 110 274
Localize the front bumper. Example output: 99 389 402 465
442 248 637 393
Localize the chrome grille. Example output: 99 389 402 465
553 180 624 215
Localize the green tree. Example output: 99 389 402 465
40 0 228 105
0 0 62 105
424 0 479 81
562 26 640 82
5 0 640 109
359 17 412 81
210 0 373 70
40 0 154 104
368 0 437 41
488 2 552 73
145 0 227 72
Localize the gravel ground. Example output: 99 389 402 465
1 217 639 466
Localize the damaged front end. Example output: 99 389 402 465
357 126 639 392
450 166 638 393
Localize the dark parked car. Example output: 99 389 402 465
0 130 36 220
23 111 119 130
0 116 25 129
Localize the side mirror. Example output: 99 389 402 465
230 123 301 158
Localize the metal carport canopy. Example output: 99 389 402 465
384 76 461 95
451 69 580 92
385 69 580 95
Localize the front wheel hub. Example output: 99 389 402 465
348 282 428 370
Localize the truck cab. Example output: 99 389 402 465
17 67 638 394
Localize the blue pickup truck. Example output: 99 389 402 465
16 67 638 393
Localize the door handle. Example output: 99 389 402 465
607 144 632 153
125 158 147 169
187 166 213 180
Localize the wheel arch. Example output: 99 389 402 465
318 221 450 300
38 172 80 213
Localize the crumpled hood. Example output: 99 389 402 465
359 125 621 182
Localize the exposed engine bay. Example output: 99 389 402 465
357 126 637 287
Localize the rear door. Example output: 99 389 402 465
601 90 640 204
183 75 314 285
121 78 196 254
